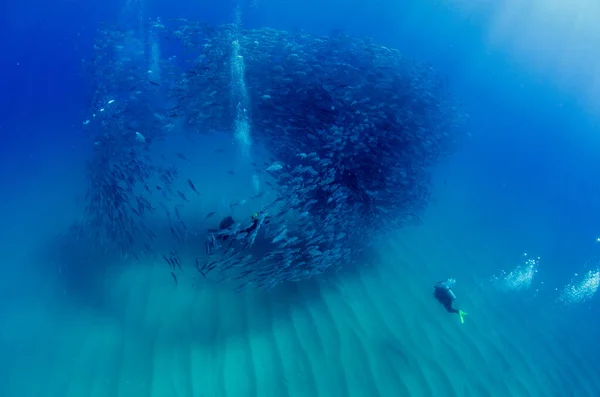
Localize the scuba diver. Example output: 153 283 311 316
433 278 468 323
242 211 270 235
206 215 234 255
205 212 270 255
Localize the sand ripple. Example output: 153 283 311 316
1 228 600 397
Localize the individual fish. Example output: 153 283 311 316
179 218 188 231
176 153 189 161
266 163 283 172
202 260 219 275
234 282 250 293
160 189 172 201
143 243 154 253
196 257 207 278
170 271 178 285
174 258 183 272
177 190 190 202
170 225 181 242
187 178 200 195
174 206 182 221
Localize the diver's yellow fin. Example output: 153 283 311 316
458 310 468 324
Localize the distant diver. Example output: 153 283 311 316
205 212 270 255
433 278 467 323
206 215 235 255
243 212 270 235
209 215 236 239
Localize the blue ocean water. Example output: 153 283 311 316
1 0 600 396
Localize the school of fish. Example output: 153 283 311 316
65 19 467 291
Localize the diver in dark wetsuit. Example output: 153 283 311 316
206 216 235 255
209 216 236 241
242 212 270 234
433 279 467 323
214 212 269 238
206 212 270 255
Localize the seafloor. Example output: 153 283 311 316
0 142 598 397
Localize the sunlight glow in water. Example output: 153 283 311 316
559 269 600 305
456 0 600 112
493 253 539 291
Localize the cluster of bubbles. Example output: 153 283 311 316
559 269 600 305
492 252 600 306
492 253 540 291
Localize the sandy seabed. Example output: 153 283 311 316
1 185 599 397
